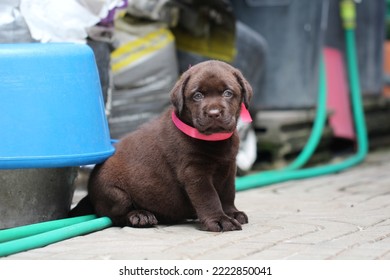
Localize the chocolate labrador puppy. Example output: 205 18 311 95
73 60 253 232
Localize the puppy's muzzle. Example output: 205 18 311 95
196 106 236 134
206 108 223 119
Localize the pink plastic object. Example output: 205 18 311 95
324 47 355 140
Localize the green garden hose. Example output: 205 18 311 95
235 0 368 191
0 214 97 243
278 54 328 172
0 216 112 257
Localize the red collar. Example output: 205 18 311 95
171 103 252 141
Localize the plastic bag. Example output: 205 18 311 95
109 17 179 138
19 0 123 43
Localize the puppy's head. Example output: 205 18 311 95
170 60 253 135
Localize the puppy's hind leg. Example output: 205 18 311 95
127 210 158 228
93 186 157 228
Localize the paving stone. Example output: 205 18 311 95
3 148 390 260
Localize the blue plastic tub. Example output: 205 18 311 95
0 43 115 169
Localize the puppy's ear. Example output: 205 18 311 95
170 73 190 114
234 70 253 109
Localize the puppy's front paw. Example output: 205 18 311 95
127 210 158 228
201 215 242 232
227 211 248 225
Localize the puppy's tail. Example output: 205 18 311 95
68 195 95 217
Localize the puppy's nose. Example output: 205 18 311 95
207 108 221 119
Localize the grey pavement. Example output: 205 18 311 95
4 148 390 260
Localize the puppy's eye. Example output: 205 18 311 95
193 92 204 101
222 90 233 98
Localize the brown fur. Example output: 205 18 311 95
73 60 253 232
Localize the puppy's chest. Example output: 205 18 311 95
195 137 239 157
201 149 236 164
187 145 237 172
